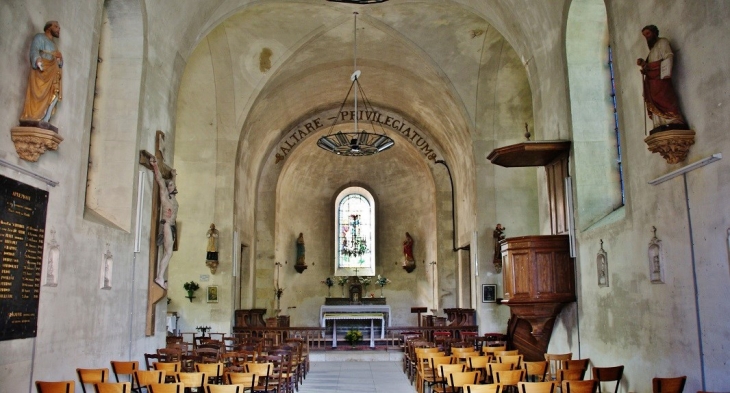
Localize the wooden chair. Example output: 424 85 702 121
144 354 163 370
205 385 246 393
592 366 623 393
223 372 258 391
544 353 572 381
158 347 183 363
652 376 687 393
35 381 75 393
495 350 520 357
196 362 225 385
244 362 275 393
518 381 556 393
563 379 598 393
77 368 110 393
415 350 446 393
153 362 181 383
432 364 467 393
133 370 165 392
147 383 184 393
495 369 526 393
488 363 515 384
428 356 457 393
196 347 222 363
110 361 139 384
176 372 208 392
446 371 480 393
466 384 504 393
483 345 507 357
467 355 491 383
499 355 524 369
557 369 586 384
93 382 132 393
523 361 548 382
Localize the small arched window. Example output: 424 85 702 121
335 187 375 276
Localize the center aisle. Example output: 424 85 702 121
298 361 416 393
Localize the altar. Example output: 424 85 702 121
320 305 391 348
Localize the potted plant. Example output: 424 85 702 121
183 281 200 302
344 329 363 348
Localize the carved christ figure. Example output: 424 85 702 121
150 156 178 289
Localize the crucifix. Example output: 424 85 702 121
139 131 178 335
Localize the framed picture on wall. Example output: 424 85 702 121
206 285 219 303
482 284 497 303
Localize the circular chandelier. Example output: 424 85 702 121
317 12 394 157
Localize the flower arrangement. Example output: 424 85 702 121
344 329 363 347
376 275 391 297
322 277 334 296
183 281 200 302
376 275 391 287
358 276 371 286
337 276 349 286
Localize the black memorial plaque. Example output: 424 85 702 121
0 175 48 341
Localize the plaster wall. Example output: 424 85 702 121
546 2 730 392
0 1 167 392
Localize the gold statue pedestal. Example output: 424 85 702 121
11 125 63 162
644 129 695 164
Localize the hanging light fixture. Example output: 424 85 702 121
317 12 394 157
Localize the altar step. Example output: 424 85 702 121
310 348 403 362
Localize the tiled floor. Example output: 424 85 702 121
298 361 417 392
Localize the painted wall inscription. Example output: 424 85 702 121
275 109 440 163
0 175 48 341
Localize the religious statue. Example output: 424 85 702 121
294 233 307 273
205 223 220 274
206 223 219 260
493 224 506 273
20 21 63 125
402 232 416 273
637 25 687 133
150 156 178 289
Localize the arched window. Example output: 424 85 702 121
334 187 375 276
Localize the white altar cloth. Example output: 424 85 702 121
320 305 392 348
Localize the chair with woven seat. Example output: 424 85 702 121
93 382 132 393
427 356 457 393
466 384 504 393
518 381 556 393
196 347 222 363
133 370 165 392
147 383 184 393
544 353 572 381
415 350 446 393
592 366 623 393
77 368 110 393
158 347 183 363
652 376 687 393
110 361 140 384
523 361 548 382
563 379 598 393
36 381 75 393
